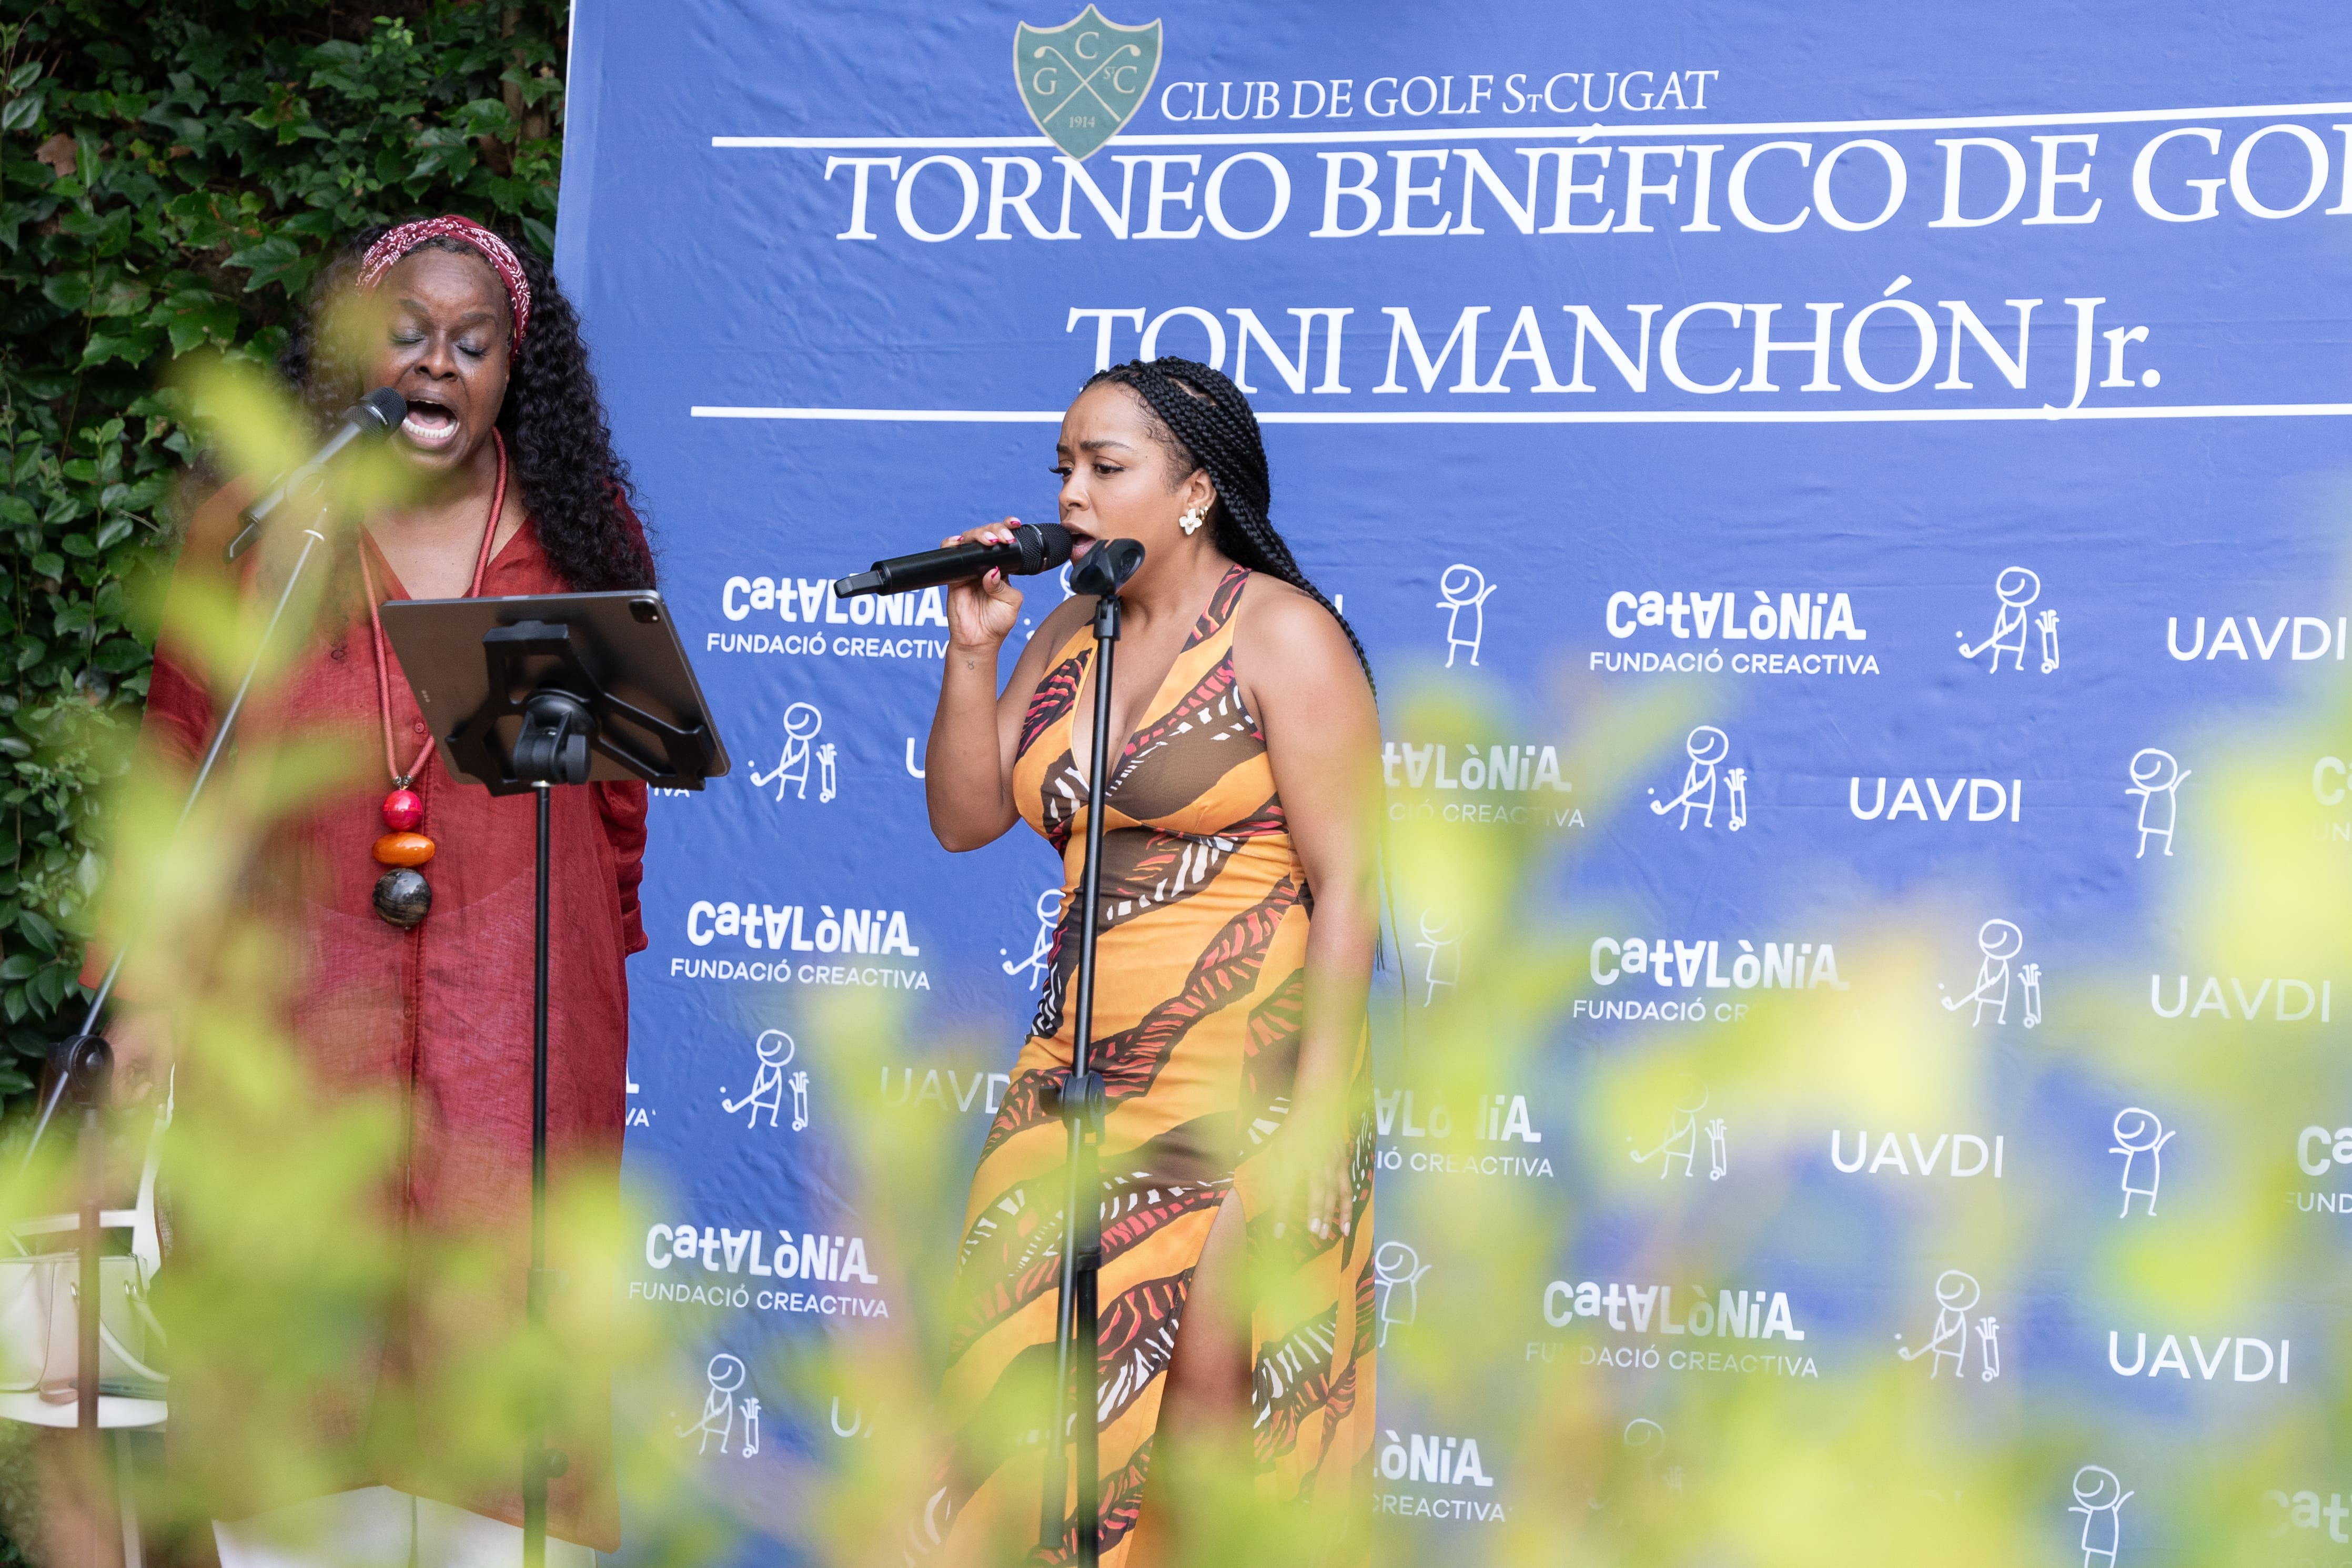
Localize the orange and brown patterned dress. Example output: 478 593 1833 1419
920 564 1375 1565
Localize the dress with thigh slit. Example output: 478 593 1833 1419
916 564 1374 1565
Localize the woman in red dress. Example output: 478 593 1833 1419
89 216 653 1565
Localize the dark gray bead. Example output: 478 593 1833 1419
374 867 431 928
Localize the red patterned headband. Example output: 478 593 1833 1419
356 216 532 348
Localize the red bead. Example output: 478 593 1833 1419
382 788 424 831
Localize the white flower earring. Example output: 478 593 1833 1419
1179 504 1205 537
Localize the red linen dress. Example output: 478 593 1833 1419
97 485 648 1550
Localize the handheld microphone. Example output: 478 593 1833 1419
225 386 410 563
833 522 1072 600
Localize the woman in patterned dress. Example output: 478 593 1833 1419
916 358 1380 1565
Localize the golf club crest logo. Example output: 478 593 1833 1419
1014 7 1163 161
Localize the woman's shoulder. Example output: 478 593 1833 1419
1236 568 1314 611
1231 569 1371 705
1234 570 1347 654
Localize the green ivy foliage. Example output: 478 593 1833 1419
0 2 566 1113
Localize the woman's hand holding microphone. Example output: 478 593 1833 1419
942 519 1028 652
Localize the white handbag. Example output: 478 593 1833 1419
0 1082 172 1402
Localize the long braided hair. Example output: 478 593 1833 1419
283 222 656 593
1086 357 1373 690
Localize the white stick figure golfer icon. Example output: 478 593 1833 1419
2071 1465 2132 1567
1000 886 1063 988
1436 564 1497 668
2126 749 2188 859
1940 919 2040 1027
1623 1418 1670 1493
1896 1269 1988 1379
2109 1107 2174 1217
751 701 835 802
1650 726 1742 830
679 1353 748 1455
1957 566 2043 673
722 1029 796 1129
1628 1076 1718 1179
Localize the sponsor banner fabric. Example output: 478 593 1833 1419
557 1 2352 1559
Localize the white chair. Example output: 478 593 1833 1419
0 1083 173 1566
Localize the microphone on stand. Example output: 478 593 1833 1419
833 522 1072 599
225 386 410 562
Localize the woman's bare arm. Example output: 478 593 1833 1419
1238 583 1382 1238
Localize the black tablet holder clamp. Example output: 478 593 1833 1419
445 620 714 794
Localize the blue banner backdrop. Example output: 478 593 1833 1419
557 3 2352 1561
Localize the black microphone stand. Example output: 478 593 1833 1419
19 512 340 1528
515 695 583 1568
459 655 601 1568
28 514 340 1161
1038 539 1144 1566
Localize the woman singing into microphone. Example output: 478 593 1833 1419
917 359 1379 1563
80 216 651 1565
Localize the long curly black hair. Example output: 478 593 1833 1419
1086 357 1371 688
281 221 655 592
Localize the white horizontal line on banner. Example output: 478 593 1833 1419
693 406 1062 423
692 403 2352 426
712 100 2352 150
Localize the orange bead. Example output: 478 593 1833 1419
372 831 436 867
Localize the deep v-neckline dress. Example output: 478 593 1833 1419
918 564 1374 1565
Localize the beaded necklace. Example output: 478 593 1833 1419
357 429 507 928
